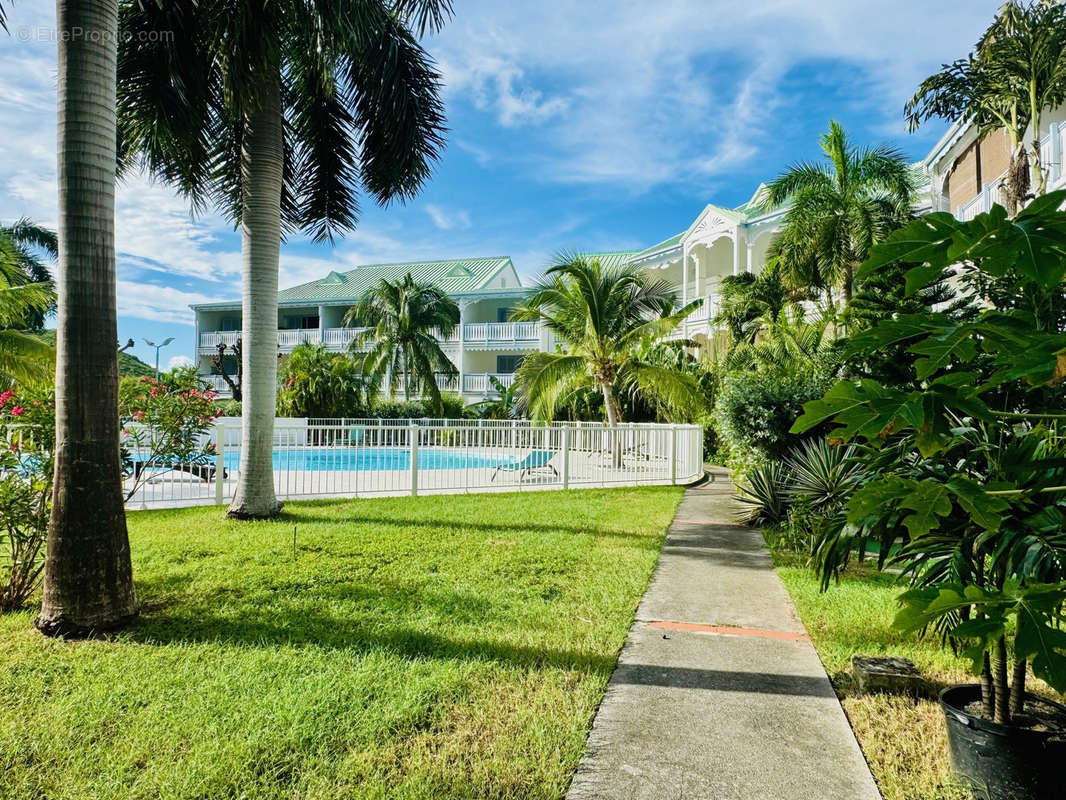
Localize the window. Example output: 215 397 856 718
496 307 512 322
496 355 524 373
220 316 240 331
300 315 320 330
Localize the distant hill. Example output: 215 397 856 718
36 330 155 377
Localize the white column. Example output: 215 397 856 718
732 233 741 276
681 245 689 309
692 254 701 304
746 241 754 274
457 299 470 399
1050 122 1062 186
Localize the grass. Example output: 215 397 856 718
773 551 973 800
0 487 682 800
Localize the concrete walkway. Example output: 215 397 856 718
566 474 882 800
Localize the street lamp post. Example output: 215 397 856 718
143 337 174 379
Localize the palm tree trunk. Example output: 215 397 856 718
227 77 283 519
37 0 137 637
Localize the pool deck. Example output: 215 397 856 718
565 474 882 800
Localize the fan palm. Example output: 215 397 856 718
346 274 459 415
511 254 703 424
116 1 449 518
761 121 917 311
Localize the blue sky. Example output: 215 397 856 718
0 1 1002 368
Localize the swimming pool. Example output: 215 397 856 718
221 447 504 472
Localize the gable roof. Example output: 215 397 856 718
577 250 641 271
193 257 516 310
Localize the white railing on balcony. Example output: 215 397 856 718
123 418 705 509
322 327 367 350
462 373 516 394
278 328 321 348
199 331 239 349
462 321 538 343
203 374 233 394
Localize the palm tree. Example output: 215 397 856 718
511 255 703 424
37 0 138 637
116 1 449 518
346 274 459 415
1 218 58 330
712 265 807 346
761 121 917 312
906 1 1066 210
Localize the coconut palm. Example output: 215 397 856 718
906 1 1066 210
761 121 917 312
37 0 138 636
277 342 369 419
346 274 458 415
117 1 449 518
1 218 58 330
511 255 703 424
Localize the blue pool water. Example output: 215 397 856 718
222 447 503 472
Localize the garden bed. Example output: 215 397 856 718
0 488 681 800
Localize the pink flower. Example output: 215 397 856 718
9 442 18 452
11 407 24 416
189 388 199 396
204 391 217 400
0 390 13 406
133 410 145 421
140 376 151 383
149 386 159 397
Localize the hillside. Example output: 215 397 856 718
36 330 155 377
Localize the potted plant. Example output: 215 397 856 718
792 193 1066 800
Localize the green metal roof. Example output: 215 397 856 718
192 256 516 310
577 250 641 270
630 232 684 264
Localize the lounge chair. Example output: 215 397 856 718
491 450 558 481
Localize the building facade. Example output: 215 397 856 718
191 113 1066 404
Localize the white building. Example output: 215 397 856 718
192 111 1066 404
189 186 796 403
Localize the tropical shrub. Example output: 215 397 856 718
0 386 54 612
277 343 369 419
736 462 791 528
714 368 830 476
792 194 1066 723
119 375 222 501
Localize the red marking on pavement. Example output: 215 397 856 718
648 620 810 643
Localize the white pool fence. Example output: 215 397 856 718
124 418 704 509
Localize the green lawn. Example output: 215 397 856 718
774 553 973 800
0 488 682 800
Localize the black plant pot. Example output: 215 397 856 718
940 684 1066 800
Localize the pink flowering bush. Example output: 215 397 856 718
0 387 54 612
119 372 223 500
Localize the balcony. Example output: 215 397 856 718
462 372 516 394
461 321 539 346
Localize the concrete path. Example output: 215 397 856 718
566 473 882 800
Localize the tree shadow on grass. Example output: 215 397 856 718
277 509 664 546
126 576 618 674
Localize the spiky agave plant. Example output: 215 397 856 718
736 461 792 528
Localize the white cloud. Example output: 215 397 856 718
115 279 218 326
431 0 1003 190
425 204 472 231
167 355 195 370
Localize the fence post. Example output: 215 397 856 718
409 423 419 496
215 424 225 504
561 425 570 490
669 425 678 486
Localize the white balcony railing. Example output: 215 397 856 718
199 331 240 349
278 329 321 348
462 373 516 394
322 327 367 350
462 321 538 343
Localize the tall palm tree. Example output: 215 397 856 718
712 265 806 346
1 218 58 330
37 0 138 637
117 1 449 518
761 121 916 311
511 255 703 424
346 274 458 415
906 1 1066 210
